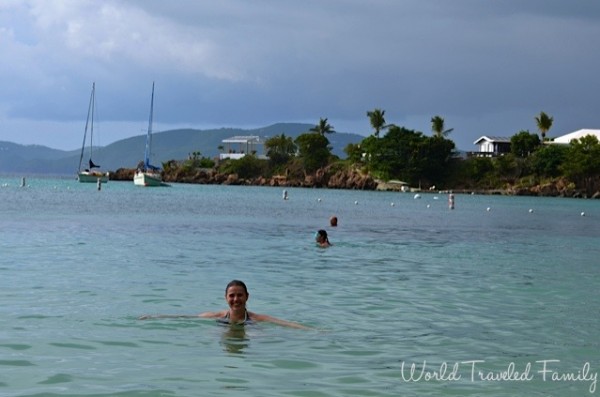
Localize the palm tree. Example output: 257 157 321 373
310 117 335 136
265 133 296 164
366 108 387 138
535 111 553 141
430 115 454 138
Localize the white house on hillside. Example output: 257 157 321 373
473 136 511 156
550 129 600 144
220 135 268 160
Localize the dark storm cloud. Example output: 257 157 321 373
1 0 599 149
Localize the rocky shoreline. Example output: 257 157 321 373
111 168 600 198
111 166 379 190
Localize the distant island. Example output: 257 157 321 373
2 118 599 199
111 120 600 199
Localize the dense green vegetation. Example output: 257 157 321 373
161 111 600 196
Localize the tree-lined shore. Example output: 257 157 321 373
112 111 600 198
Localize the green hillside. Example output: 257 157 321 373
0 123 364 175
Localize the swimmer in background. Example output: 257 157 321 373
329 216 338 227
315 229 332 247
139 279 310 329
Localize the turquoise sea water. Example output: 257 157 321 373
1 177 598 397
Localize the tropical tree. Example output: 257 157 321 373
220 155 266 179
310 117 335 136
366 108 387 138
561 135 600 193
461 157 495 188
510 130 541 158
430 115 454 138
363 125 446 184
294 133 331 171
265 133 297 166
535 111 553 141
530 144 568 178
344 143 363 163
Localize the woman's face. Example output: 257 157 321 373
225 285 248 311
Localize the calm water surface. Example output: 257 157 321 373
1 177 598 396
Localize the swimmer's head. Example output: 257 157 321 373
315 229 329 243
329 216 338 227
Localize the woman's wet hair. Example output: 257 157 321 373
226 279 248 295
316 229 329 241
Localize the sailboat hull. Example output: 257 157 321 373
78 172 109 183
133 171 162 187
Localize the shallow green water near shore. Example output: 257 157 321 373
1 177 598 396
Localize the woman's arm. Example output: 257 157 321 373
139 310 229 320
138 314 201 320
250 313 311 329
198 311 226 319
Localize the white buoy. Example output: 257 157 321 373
390 202 394 207
354 200 358 205
426 204 430 208
433 196 439 200
414 194 421 199
317 198 321 202
528 209 533 213
486 207 491 212
581 212 585 217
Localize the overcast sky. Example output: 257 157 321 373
1 0 599 151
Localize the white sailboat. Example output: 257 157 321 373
78 82 109 183
134 82 163 187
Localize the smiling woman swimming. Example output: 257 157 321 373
138 280 310 329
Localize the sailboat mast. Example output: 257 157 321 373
144 82 155 169
90 83 95 162
78 82 95 172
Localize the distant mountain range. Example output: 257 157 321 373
0 123 365 176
